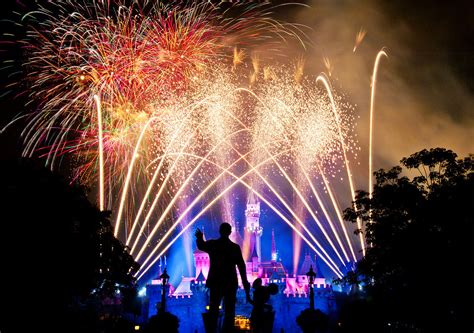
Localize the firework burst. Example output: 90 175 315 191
5 0 371 280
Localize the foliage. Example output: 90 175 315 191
341 148 473 331
296 308 329 333
0 158 139 331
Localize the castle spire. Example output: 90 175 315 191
299 253 315 276
247 190 258 205
245 190 263 261
314 254 325 279
271 229 277 262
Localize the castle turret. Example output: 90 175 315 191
314 254 325 279
299 253 315 276
193 228 210 279
296 253 315 285
245 191 263 261
195 270 206 286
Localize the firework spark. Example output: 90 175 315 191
323 56 333 76
353 27 367 53
369 49 388 201
5 0 372 282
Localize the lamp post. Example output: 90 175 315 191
306 265 316 310
159 268 170 314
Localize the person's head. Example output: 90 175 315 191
252 278 262 289
219 222 232 238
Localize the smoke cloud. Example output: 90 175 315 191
286 0 474 183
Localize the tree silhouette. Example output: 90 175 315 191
0 158 139 332
341 148 473 332
296 308 329 333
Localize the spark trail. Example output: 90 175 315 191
369 50 388 200
4 0 389 283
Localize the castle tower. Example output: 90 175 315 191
193 248 210 280
245 191 263 262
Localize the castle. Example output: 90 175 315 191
144 194 336 332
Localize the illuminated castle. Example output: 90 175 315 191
145 195 336 332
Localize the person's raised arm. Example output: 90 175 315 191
195 228 208 252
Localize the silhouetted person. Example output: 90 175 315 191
195 223 251 333
249 278 278 333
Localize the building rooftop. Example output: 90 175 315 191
172 277 194 297
195 270 206 282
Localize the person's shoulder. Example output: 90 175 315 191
231 241 242 250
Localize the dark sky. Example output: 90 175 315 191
287 0 474 180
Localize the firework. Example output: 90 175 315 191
353 27 367 53
19 0 300 183
6 0 373 281
323 56 333 76
368 49 388 202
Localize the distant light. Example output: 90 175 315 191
138 287 147 297
205 305 221 310
116 289 121 294
134 325 140 331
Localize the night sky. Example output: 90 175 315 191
272 0 474 181
1 0 473 283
